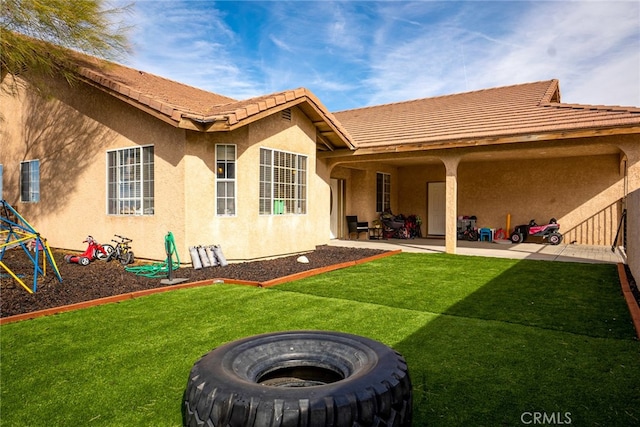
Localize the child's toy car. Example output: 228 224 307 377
510 218 563 245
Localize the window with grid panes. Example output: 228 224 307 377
216 144 236 215
259 148 307 215
20 160 40 202
107 146 154 215
376 172 390 212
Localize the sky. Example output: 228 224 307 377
120 0 640 112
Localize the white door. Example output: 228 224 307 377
428 182 446 235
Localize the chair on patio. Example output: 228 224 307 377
346 215 368 240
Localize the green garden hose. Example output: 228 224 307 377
125 232 180 278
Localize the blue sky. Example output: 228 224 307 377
122 1 640 111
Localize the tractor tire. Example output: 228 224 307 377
182 330 413 427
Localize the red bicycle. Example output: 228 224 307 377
64 236 114 266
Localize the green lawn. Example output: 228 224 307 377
1 253 638 426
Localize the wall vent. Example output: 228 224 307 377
281 108 292 121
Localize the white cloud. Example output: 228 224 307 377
120 1 639 110
361 1 639 108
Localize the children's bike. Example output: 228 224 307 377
107 234 135 265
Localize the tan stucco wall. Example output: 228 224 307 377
1 74 189 261
620 138 640 282
627 189 639 284
1 75 333 262
457 154 625 244
180 108 329 260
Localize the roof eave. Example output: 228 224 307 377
319 125 640 158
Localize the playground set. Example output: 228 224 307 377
0 200 62 293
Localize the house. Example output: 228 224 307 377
1 54 639 279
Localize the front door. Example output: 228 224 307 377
427 182 446 236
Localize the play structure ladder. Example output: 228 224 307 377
0 200 62 293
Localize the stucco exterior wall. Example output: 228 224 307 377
1 74 189 261
180 108 330 260
1 75 334 262
621 137 640 283
457 154 625 244
627 189 639 284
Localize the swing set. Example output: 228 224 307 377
0 200 62 293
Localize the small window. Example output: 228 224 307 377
376 172 390 213
260 148 307 215
20 160 40 203
107 146 154 215
216 144 236 216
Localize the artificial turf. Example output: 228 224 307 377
1 253 638 426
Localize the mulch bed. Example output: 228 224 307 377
1 245 386 318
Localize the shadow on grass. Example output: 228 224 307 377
388 256 639 426
277 253 640 426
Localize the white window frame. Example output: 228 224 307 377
216 144 236 216
107 145 154 216
259 148 307 215
20 160 40 203
376 172 391 213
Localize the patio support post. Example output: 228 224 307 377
441 155 461 255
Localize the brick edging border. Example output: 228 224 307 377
0 250 401 325
618 263 640 340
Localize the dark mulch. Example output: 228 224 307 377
1 245 386 318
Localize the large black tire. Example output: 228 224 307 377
182 330 412 427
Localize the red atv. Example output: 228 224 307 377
510 218 563 245
64 236 114 266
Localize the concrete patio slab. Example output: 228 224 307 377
329 238 627 264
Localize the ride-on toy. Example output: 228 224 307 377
510 218 563 245
64 236 114 266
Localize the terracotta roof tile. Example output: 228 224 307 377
334 80 640 148
66 52 354 149
76 56 236 114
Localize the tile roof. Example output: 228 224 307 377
73 55 354 150
333 80 640 150
67 51 639 154
75 56 237 115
